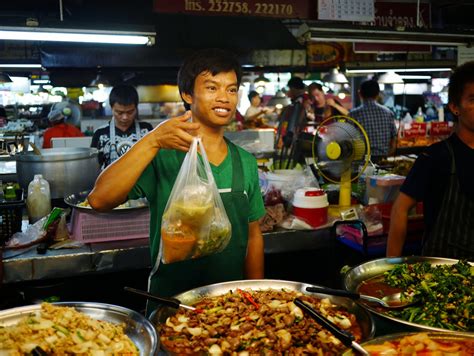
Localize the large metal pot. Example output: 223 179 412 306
16 148 100 199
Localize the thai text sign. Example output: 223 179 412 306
153 0 310 19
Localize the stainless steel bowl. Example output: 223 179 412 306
64 190 148 211
0 302 158 355
150 279 375 351
342 331 474 355
343 256 472 333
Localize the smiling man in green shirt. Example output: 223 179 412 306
88 49 266 312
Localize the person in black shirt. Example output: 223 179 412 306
91 85 153 170
387 61 474 260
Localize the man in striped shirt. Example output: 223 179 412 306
349 80 397 161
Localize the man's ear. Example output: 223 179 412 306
182 92 193 106
448 102 459 115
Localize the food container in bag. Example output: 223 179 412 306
292 188 329 228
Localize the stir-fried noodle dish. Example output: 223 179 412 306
0 303 139 355
160 288 363 355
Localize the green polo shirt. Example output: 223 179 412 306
129 143 266 263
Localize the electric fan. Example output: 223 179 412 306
49 99 82 127
312 115 371 207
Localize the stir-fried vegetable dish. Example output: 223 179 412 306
0 303 139 355
383 260 473 331
160 288 363 355
362 332 474 355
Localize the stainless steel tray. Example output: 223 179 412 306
150 279 375 343
64 190 148 211
343 256 472 333
0 302 158 356
343 331 474 355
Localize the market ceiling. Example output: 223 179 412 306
1 0 473 86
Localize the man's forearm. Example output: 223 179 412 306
245 222 264 279
387 206 409 257
88 134 159 211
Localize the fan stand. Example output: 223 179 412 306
339 170 352 207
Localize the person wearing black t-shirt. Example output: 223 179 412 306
387 61 474 260
91 85 153 170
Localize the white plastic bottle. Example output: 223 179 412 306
26 174 52 223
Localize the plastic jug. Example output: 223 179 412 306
26 174 52 223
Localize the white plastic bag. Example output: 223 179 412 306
161 137 232 264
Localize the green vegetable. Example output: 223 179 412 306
53 324 70 336
383 260 473 331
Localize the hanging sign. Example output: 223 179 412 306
354 2 431 53
307 42 345 67
153 0 310 19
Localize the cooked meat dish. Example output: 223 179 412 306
160 288 363 355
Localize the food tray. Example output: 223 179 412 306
343 331 474 355
0 302 158 355
70 208 150 243
343 256 472 333
150 279 375 352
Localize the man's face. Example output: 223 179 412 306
311 89 326 108
183 70 238 128
449 82 474 132
112 103 137 128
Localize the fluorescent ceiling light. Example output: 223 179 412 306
0 64 42 68
378 71 404 84
0 27 155 45
346 68 452 74
32 79 51 84
399 75 432 80
298 24 473 46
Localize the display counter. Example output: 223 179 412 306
2 228 334 284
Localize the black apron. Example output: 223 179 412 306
146 142 250 315
422 140 474 260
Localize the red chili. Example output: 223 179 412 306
237 289 259 309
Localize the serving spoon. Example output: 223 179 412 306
306 286 415 309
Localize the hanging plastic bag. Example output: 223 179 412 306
161 137 232 264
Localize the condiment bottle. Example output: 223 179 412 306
26 174 52 223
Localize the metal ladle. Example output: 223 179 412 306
124 286 203 312
306 286 415 309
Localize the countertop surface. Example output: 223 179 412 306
2 228 334 284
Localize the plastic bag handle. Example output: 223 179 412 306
195 137 217 187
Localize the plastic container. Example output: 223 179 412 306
292 188 329 228
366 174 405 204
26 174 51 224
70 208 150 243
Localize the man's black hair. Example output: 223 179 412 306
177 48 242 110
248 90 260 101
0 106 6 117
359 80 380 99
449 61 474 106
287 76 305 90
308 82 323 93
109 85 139 108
